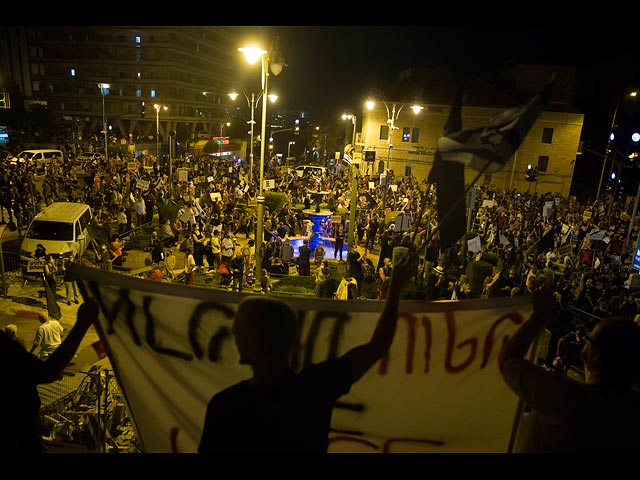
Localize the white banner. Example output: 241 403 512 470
71 264 533 454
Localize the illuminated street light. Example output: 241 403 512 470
342 111 358 252
597 91 637 201
98 83 110 162
228 89 278 185
154 103 168 159
366 93 423 213
239 39 286 289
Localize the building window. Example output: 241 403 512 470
483 173 492 184
135 36 141 44
379 125 389 140
136 89 142 97
542 127 553 144
150 89 156 98
405 165 412 177
70 68 76 77
538 156 549 172
137 72 141 79
412 128 420 143
402 127 411 142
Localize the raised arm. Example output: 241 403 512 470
343 251 415 382
499 287 555 368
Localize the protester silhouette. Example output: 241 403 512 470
0 298 99 454
500 287 640 452
198 250 416 453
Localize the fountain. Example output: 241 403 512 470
302 207 334 251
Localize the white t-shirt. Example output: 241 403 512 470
33 320 64 359
185 253 197 274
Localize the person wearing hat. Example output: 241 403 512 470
425 263 447 300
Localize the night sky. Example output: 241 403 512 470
235 24 640 195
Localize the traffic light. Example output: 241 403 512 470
294 125 300 135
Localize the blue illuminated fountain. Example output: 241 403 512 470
302 207 333 251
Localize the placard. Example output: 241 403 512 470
136 179 150 191
467 235 482 254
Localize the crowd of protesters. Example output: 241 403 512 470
3 143 640 368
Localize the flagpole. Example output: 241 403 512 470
409 163 490 288
412 162 491 255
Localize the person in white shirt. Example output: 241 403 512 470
184 246 197 286
30 313 64 359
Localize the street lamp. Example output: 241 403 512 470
597 91 638 201
98 83 110 162
219 121 230 137
154 103 168 159
287 141 295 158
239 38 286 289
342 111 358 252
366 94 423 213
228 89 278 185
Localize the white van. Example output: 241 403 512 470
17 148 65 172
20 202 94 270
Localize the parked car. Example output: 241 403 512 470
16 149 65 172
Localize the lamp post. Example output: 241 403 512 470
228 90 278 185
98 83 110 162
597 91 638 201
342 112 358 252
287 141 295 158
239 39 286 290
154 104 168 160
366 95 423 215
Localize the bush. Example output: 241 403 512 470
264 191 289 214
392 246 409 266
360 281 377 300
466 260 494 298
479 251 500 267
156 198 180 222
400 282 426 300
